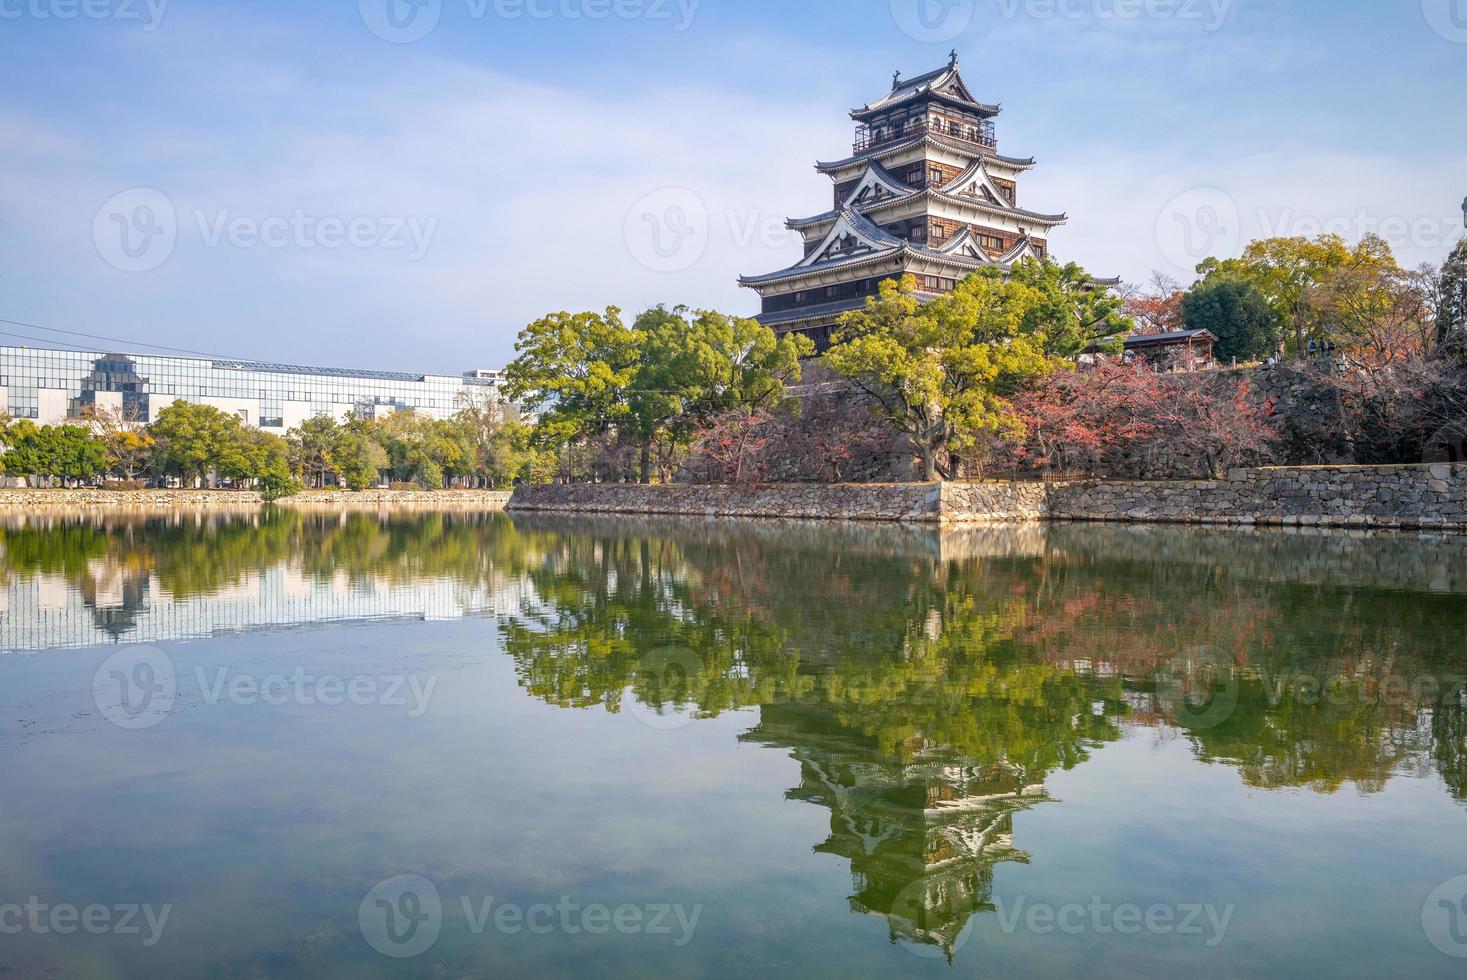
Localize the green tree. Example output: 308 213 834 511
150 402 244 488
630 306 810 481
217 427 302 500
1195 235 1398 354
826 270 1101 480
0 421 108 486
50 425 109 485
503 308 642 475
286 415 341 488
2 419 44 485
1007 258 1130 358
1181 278 1281 362
1439 237 1467 350
332 427 389 491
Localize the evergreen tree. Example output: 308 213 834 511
1181 278 1281 362
1439 237 1467 348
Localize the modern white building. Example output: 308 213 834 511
0 346 511 433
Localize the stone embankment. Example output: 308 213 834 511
508 464 1467 531
1052 464 1466 530
0 489 514 510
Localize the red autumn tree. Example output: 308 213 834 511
1004 360 1280 479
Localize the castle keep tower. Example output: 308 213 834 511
740 53 1070 349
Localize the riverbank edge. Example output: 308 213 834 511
0 489 515 510
507 463 1467 532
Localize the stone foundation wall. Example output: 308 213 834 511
0 489 514 511
1047 464 1466 530
510 464 1467 531
507 482 946 522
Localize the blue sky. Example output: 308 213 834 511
2 0 1464 373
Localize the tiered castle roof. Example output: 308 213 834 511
740 54 1072 333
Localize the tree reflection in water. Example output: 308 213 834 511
4 510 1466 957
496 516 1467 956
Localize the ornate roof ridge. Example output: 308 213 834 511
787 160 920 228
815 133 1037 174
852 56 1000 119
926 187 1068 225
935 226 994 262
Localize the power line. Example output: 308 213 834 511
0 317 252 362
0 329 99 353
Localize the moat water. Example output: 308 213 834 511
2 509 1466 978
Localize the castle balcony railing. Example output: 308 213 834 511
853 118 996 154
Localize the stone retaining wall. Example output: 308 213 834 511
507 482 945 522
0 489 514 510
1048 464 1467 530
509 464 1467 531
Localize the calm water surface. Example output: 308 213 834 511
3 508 1467 978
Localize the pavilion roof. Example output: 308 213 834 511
852 55 1000 121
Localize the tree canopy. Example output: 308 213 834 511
823 261 1131 480
1181 277 1281 362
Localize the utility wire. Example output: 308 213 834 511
0 328 100 353
0 317 256 362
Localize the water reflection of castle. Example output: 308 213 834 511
744 702 1052 958
1 562 531 653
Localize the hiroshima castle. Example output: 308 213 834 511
740 52 1071 349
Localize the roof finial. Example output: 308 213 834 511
949 49 959 68
892 69 902 89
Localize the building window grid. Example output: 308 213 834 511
2 348 473 427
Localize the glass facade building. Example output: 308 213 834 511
0 346 505 433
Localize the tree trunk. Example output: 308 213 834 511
640 440 652 485
920 442 936 482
